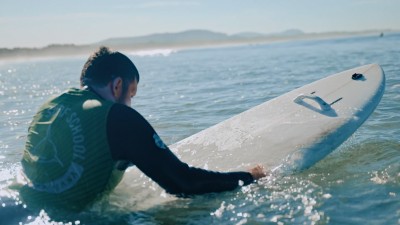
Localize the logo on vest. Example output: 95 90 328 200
31 124 64 167
29 104 86 194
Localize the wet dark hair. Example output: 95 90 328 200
80 46 139 89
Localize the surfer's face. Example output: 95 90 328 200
116 79 138 106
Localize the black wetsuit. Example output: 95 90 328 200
107 103 254 196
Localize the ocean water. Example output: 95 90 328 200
0 33 399 225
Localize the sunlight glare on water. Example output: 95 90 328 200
0 33 399 224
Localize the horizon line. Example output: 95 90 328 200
1 28 396 50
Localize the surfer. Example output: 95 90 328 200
19 46 266 211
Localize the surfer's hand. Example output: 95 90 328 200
249 165 267 180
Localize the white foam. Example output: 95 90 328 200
129 49 177 57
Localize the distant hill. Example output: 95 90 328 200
230 32 265 38
98 29 306 47
0 29 393 60
99 29 229 46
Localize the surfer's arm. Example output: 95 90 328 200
107 104 254 195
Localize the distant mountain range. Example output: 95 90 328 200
0 29 392 60
97 29 305 47
96 29 309 49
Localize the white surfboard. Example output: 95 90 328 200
169 64 385 173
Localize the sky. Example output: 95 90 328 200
1 0 399 48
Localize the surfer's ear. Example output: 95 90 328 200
111 77 123 99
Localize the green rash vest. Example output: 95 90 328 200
21 88 124 211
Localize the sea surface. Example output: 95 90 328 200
0 33 399 225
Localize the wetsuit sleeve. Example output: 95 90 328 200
107 104 254 196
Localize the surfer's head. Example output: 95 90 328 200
80 46 139 106
81 46 139 88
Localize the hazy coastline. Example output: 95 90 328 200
0 29 394 61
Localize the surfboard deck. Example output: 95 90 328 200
168 64 385 172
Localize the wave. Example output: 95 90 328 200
128 49 177 57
